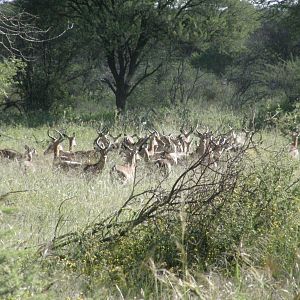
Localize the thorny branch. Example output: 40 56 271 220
41 131 262 255
0 5 72 60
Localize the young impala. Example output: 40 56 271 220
22 145 38 172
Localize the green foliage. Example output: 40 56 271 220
205 153 299 273
0 58 24 102
13 0 95 112
275 102 300 134
189 0 260 74
1 1 300 296
226 2 300 107
11 0 261 112
264 57 300 104
58 143 300 294
254 96 300 132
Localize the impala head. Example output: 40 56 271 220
93 127 110 149
291 130 300 140
148 132 159 151
96 125 109 138
44 129 65 157
63 132 76 151
44 129 64 155
180 125 194 138
95 138 112 157
24 145 38 161
121 134 136 148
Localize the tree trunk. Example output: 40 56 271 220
115 82 129 113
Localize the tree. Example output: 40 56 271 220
189 0 260 74
63 0 259 112
0 1 43 112
0 1 44 59
225 0 300 106
63 0 175 112
0 0 75 112
0 58 25 111
11 0 90 111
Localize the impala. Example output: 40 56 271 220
0 148 23 160
0 143 37 161
193 128 212 158
111 137 148 182
179 125 194 154
94 127 111 148
289 131 299 159
139 131 159 161
44 129 76 160
83 140 111 174
22 145 38 172
45 129 87 161
48 132 81 170
63 132 77 151
62 131 97 162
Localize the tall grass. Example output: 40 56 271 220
0 103 299 299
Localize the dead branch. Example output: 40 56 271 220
42 131 259 254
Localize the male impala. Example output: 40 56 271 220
179 125 194 154
44 129 66 156
83 140 111 174
45 129 87 161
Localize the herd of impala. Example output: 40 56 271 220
0 126 298 182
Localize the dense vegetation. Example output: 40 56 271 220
0 0 300 299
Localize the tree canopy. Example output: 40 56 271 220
0 0 299 114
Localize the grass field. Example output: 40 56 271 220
0 104 299 299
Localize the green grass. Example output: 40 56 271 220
0 104 299 299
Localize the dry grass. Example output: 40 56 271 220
0 111 299 299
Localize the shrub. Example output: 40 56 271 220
50 132 299 295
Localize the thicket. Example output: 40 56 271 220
32 132 297 298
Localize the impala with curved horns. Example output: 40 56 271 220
83 140 112 174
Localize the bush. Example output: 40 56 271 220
51 135 299 295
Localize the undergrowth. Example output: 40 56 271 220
0 103 299 299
